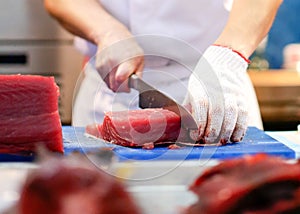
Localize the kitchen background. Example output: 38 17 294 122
0 0 83 125
0 0 299 130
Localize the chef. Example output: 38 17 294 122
44 0 282 144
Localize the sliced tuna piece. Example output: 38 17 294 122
86 108 182 147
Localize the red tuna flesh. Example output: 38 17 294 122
0 75 63 154
185 154 300 214
87 108 182 147
19 154 141 214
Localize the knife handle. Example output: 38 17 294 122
128 74 139 90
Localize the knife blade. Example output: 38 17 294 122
129 74 198 137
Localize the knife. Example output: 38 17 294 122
129 74 198 140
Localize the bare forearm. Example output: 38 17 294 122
44 0 129 45
215 0 283 58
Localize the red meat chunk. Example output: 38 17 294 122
185 154 300 214
0 75 63 154
87 108 182 147
19 153 141 214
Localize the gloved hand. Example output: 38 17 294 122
95 25 144 92
184 45 249 145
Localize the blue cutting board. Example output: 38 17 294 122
62 126 295 161
0 126 295 162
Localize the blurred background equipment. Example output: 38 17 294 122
265 0 300 70
248 0 300 131
0 0 84 124
248 70 300 131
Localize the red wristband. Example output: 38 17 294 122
212 44 251 64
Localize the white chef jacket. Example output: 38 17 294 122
73 0 263 129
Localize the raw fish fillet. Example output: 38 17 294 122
0 75 63 154
86 108 183 147
185 154 300 214
19 153 141 214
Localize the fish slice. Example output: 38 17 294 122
129 74 198 140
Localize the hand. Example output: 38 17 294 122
95 26 144 92
184 45 249 145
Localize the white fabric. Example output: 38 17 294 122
73 0 262 131
75 0 230 57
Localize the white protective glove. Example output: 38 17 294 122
184 45 249 145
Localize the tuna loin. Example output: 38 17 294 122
185 154 300 214
0 75 63 154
